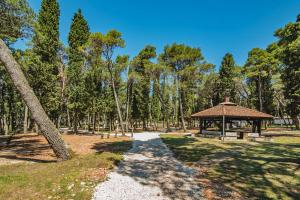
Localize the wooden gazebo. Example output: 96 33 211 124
191 98 273 139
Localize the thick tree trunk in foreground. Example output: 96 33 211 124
0 39 70 160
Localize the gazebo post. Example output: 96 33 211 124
252 120 256 133
258 120 262 136
222 115 225 141
199 119 202 135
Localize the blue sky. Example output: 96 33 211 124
15 0 300 67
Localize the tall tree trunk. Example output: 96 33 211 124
3 115 8 135
92 112 96 134
292 115 300 130
23 105 28 134
0 39 70 160
58 61 65 129
67 107 71 129
178 92 186 132
177 76 186 132
74 111 78 134
110 72 124 135
125 88 130 132
258 72 263 112
154 78 171 132
125 67 132 133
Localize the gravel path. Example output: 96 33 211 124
93 132 203 200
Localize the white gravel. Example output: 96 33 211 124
92 132 203 200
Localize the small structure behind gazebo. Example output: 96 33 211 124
191 97 273 140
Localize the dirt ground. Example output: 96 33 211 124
0 133 131 165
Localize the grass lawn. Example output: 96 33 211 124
161 134 300 200
0 136 132 200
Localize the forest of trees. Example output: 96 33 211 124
1 0 300 140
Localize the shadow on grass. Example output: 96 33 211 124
92 141 132 154
0 136 56 163
161 136 300 200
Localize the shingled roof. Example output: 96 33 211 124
191 101 273 119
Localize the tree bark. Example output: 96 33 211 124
154 78 171 132
73 111 78 134
292 115 300 130
0 39 70 160
125 66 132 133
110 70 125 135
258 72 263 112
23 105 28 134
3 115 8 135
58 60 65 129
67 107 71 129
177 76 186 132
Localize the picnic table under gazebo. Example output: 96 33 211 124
191 98 274 141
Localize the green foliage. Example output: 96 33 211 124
0 0 34 43
27 0 61 119
244 48 278 113
215 53 237 103
33 0 59 62
275 15 300 122
2 0 300 132
130 45 156 126
160 43 212 120
67 9 90 130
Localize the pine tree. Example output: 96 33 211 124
275 15 300 129
30 0 61 121
67 9 90 133
0 0 70 160
160 43 209 132
216 53 236 103
101 30 126 134
0 0 34 43
244 48 277 114
131 45 156 129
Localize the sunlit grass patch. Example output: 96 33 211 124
0 140 132 200
161 134 300 199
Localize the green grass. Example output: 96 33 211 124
0 140 132 200
161 134 300 200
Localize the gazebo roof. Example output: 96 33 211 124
191 100 273 120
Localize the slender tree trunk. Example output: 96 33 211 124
74 111 78 134
23 105 28 134
292 115 300 130
154 77 171 132
258 72 263 112
177 76 186 132
67 107 71 129
110 72 124 135
178 93 186 132
3 115 8 135
58 62 65 130
125 90 130 133
125 67 132 133
87 113 91 131
92 112 96 134
0 39 70 160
